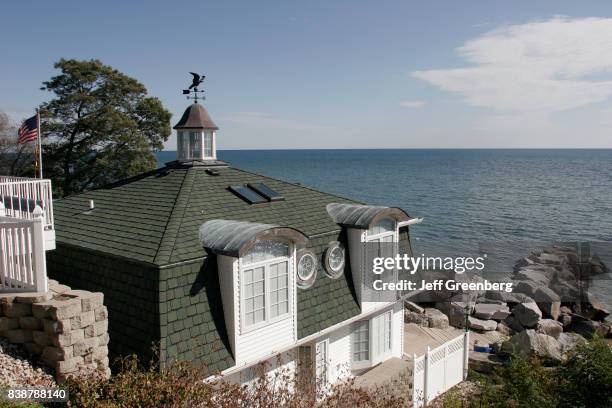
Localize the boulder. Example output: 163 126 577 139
536 252 566 265
468 316 498 331
514 257 535 273
515 280 540 297
469 352 505 373
473 303 510 321
404 310 428 327
566 315 609 339
536 319 563 339
436 301 467 329
503 315 525 332
496 321 513 336
501 330 563 362
533 287 561 320
404 301 424 314
557 332 587 355
560 314 572 327
424 308 449 329
512 302 542 328
581 294 610 321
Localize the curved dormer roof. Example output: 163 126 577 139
326 203 411 229
199 219 309 258
173 103 218 130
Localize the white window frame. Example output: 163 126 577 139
239 242 294 334
315 338 330 388
365 218 399 301
351 309 394 370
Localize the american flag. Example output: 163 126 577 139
17 114 38 144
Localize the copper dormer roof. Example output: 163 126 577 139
173 103 218 130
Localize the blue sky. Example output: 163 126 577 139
2 1 612 149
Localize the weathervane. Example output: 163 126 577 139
182 72 206 103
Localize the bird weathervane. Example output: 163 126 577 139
182 72 206 103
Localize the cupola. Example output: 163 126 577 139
173 103 218 161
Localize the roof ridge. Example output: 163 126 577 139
152 169 192 265
228 166 363 205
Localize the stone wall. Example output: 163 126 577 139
0 279 110 382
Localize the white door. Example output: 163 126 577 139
315 339 329 387
372 311 392 364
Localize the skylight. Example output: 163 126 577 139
247 183 284 202
228 185 267 204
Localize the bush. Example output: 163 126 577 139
61 355 409 408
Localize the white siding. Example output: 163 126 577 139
327 325 352 383
227 349 297 390
235 317 295 364
217 255 236 356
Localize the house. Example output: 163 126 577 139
45 98 420 387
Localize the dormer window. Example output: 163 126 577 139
240 240 292 330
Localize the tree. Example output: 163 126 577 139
0 111 36 176
40 59 171 197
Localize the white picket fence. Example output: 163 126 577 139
412 332 469 407
0 207 48 292
0 176 54 231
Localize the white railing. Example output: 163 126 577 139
0 176 54 231
0 207 47 292
412 332 469 408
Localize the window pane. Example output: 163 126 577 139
270 260 289 319
353 321 369 362
189 132 201 158
368 218 395 236
203 131 213 157
243 241 289 265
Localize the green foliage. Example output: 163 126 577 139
555 337 612 408
40 59 171 196
454 338 612 408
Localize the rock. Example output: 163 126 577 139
436 301 467 328
404 301 424 314
496 321 513 336
6 329 33 344
566 316 609 339
94 306 108 322
473 303 510 321
469 351 504 373
560 314 572 327
536 252 566 265
557 332 587 355
64 290 104 313
468 316 498 331
404 310 428 326
581 294 609 321
533 287 561 320
504 315 525 332
559 305 572 315
0 317 19 332
502 330 563 362
512 302 542 328
515 280 539 297
514 257 535 272
424 308 449 329
536 319 563 339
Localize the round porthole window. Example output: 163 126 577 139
296 250 317 288
323 242 345 279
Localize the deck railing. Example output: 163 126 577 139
0 176 54 230
0 207 47 292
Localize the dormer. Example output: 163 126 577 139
199 219 309 365
326 203 418 313
173 103 218 161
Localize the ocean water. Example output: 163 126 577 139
157 149 612 304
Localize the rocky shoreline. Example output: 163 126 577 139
406 245 610 365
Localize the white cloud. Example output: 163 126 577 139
399 100 425 108
412 17 612 113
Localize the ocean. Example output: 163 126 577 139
157 149 612 305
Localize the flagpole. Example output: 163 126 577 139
36 109 42 179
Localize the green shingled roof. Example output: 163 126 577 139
53 164 356 266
